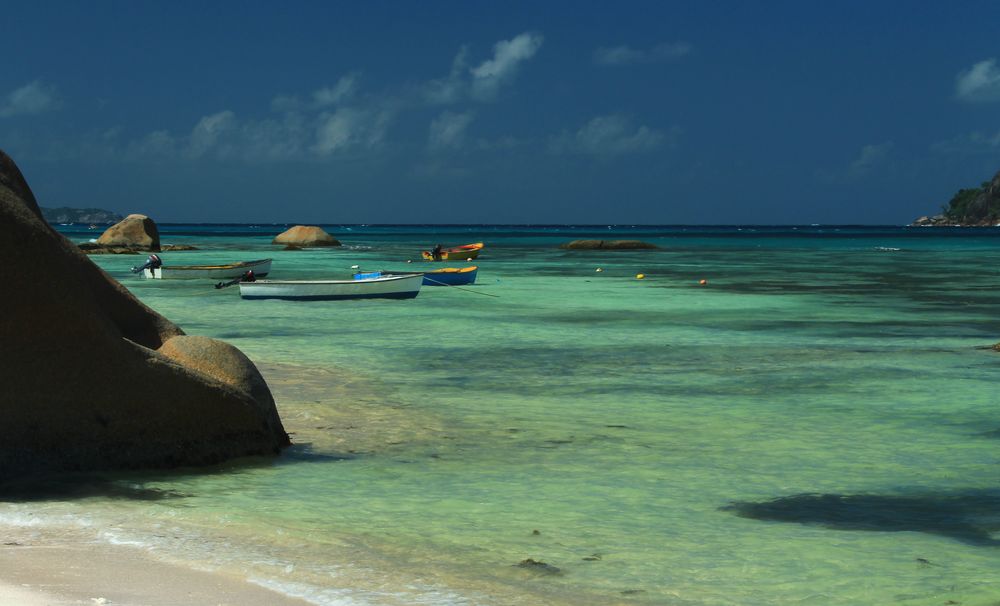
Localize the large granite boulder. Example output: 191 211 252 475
0 150 289 477
560 239 659 250
95 213 160 251
272 225 340 247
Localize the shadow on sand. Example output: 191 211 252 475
723 489 1000 546
0 445 353 503
0 473 189 502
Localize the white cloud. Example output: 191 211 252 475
594 46 644 66
423 47 469 105
127 130 178 158
594 42 691 66
188 110 237 158
428 111 475 150
239 113 309 160
312 74 359 108
313 107 393 155
0 80 60 117
931 130 1000 155
110 31 546 164
270 93 301 113
124 109 312 162
816 141 894 183
956 59 1000 103
550 115 668 155
848 141 893 177
421 33 545 105
271 74 360 113
470 32 543 100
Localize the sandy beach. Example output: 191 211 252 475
0 540 313 606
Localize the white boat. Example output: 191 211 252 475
143 258 272 280
238 273 423 300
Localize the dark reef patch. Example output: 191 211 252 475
724 490 1000 546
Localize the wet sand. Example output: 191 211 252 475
0 540 313 606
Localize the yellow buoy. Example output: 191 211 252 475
636 273 645 280
596 267 603 272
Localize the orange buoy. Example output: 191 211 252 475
699 279 707 285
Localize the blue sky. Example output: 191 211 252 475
3 1 1000 224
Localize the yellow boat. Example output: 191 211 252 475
421 242 483 261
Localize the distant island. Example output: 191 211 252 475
912 169 1000 226
41 207 123 225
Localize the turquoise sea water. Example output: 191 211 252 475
4 225 1000 605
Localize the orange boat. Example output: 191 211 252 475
421 242 483 261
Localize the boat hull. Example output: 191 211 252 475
423 266 478 286
145 259 272 280
238 273 423 300
421 242 483 261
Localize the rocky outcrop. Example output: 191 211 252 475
96 214 161 251
559 239 659 250
272 225 340 247
0 150 289 478
911 215 955 227
912 169 1000 226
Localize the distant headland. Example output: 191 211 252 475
41 206 123 224
912 169 1000 226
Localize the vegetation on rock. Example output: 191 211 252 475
915 169 1000 226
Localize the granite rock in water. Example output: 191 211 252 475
560 239 658 250
272 225 341 247
96 214 161 251
0 149 289 477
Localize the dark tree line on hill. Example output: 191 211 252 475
939 170 1000 225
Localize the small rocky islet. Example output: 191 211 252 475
77 213 197 254
911 168 1000 226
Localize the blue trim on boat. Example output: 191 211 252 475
423 269 477 286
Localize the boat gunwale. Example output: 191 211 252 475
427 266 478 274
243 273 424 286
161 258 272 271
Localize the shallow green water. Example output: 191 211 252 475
5 226 1000 605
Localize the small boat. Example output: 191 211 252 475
423 266 478 286
421 242 483 261
141 258 272 280
238 273 423 300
